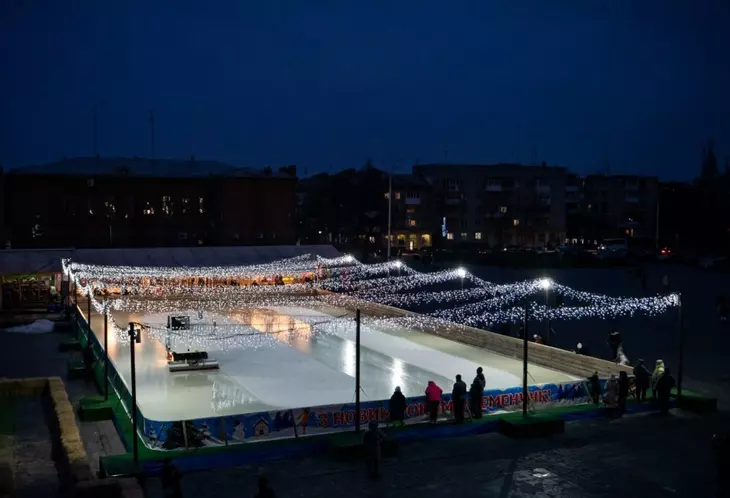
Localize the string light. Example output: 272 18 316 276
66 254 680 351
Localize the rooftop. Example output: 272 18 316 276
8 157 296 179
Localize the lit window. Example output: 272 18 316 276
143 202 155 216
446 232 454 240
499 206 507 214
513 219 520 227
475 232 482 240
368 236 376 243
198 197 205 214
384 192 390 200
162 196 173 215
460 232 468 240
181 197 190 214
395 192 401 200
408 219 417 227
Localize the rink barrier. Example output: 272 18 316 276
73 305 610 458
327 294 633 379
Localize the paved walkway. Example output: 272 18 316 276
144 408 727 498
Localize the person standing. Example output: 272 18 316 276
389 386 406 428
363 421 387 479
451 375 467 424
254 476 276 498
651 359 665 399
656 367 675 415
424 381 443 423
470 367 486 418
587 371 601 406
607 328 622 361
160 458 183 498
633 359 651 402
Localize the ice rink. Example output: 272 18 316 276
83 300 578 422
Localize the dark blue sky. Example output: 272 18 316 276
2 1 729 180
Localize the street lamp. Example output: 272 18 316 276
344 254 354 263
540 278 552 344
456 267 467 289
128 322 143 464
393 260 403 277
103 299 109 401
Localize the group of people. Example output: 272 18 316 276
387 368 487 430
588 358 676 417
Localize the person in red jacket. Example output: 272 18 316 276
425 381 443 424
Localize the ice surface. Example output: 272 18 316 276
96 304 577 422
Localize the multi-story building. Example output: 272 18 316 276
570 174 659 243
0 157 297 249
414 163 567 248
385 173 433 251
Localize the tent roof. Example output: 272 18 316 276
0 249 75 275
0 245 341 274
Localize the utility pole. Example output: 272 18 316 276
387 173 392 260
522 299 529 417
148 111 156 160
103 300 109 401
128 323 141 464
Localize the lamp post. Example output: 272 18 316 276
522 299 529 417
355 309 361 433
86 291 93 352
677 292 685 398
540 278 551 344
103 299 109 401
128 322 142 464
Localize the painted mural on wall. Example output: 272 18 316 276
138 379 600 449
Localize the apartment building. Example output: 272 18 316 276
413 163 567 247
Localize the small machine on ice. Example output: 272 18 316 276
166 314 220 372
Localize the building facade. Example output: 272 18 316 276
385 173 433 252
414 163 567 248
0 157 297 249
568 174 659 244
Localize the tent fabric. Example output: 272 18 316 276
0 249 75 275
0 245 341 274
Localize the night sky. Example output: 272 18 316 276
2 1 729 180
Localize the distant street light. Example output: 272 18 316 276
393 260 403 276
456 267 467 289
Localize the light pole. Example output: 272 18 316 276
677 292 685 398
394 260 403 277
103 299 109 401
522 299 529 417
355 309 361 433
540 278 551 345
86 290 93 351
128 322 142 464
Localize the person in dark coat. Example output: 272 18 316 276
363 421 387 479
254 476 276 498
618 371 629 414
588 371 601 405
160 458 183 498
470 367 486 418
451 375 467 423
632 359 651 402
607 328 622 360
655 367 676 415
389 386 406 428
